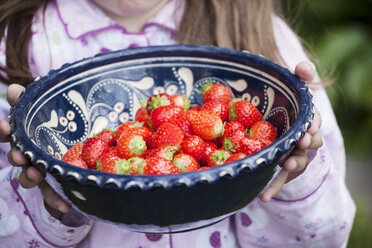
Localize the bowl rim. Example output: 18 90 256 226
9 44 314 191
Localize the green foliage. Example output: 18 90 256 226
283 0 372 156
347 199 372 247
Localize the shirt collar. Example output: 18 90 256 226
55 0 184 39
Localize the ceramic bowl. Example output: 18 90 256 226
10 45 313 233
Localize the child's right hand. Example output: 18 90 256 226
0 84 71 218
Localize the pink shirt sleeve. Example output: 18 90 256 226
233 16 356 247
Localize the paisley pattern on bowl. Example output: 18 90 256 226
26 63 296 161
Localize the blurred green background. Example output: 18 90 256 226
282 0 372 247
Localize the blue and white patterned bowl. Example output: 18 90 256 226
10 45 313 233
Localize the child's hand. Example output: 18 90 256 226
0 84 71 218
259 61 323 203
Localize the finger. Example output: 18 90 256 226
297 132 312 150
307 132 323 150
0 120 10 142
39 180 71 213
295 61 316 82
308 107 322 136
283 148 308 173
259 169 289 203
19 166 44 188
7 148 29 167
7 84 25 106
27 166 45 183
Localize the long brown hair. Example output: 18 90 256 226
179 0 281 63
0 0 283 86
0 0 51 86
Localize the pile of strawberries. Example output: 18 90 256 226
61 81 277 175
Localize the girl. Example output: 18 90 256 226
0 0 355 247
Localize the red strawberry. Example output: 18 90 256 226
214 136 224 148
135 107 150 127
207 149 232 167
186 110 224 140
224 152 247 164
199 81 233 104
62 142 84 161
181 135 205 161
115 121 144 140
218 121 245 148
248 120 277 144
189 105 202 111
170 112 194 137
121 126 150 142
223 128 246 153
97 152 123 174
150 105 184 130
82 137 109 169
106 145 119 156
143 157 181 175
128 157 146 175
260 139 273 147
227 98 243 110
200 141 218 166
173 153 200 172
200 100 229 122
239 137 267 155
63 157 88 169
142 146 178 161
95 129 116 146
229 100 263 128
146 130 158 150
170 94 190 111
152 122 184 148
224 121 245 137
146 93 175 114
117 133 147 159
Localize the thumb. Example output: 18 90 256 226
38 180 71 215
7 84 25 106
295 61 316 82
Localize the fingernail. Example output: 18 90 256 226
299 62 315 79
287 159 297 171
301 133 311 148
303 62 313 71
58 205 69 213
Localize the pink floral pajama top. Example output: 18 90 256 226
0 0 355 247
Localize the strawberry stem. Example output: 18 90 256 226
148 95 170 110
116 159 131 174
229 104 237 121
245 128 251 138
129 136 147 155
139 99 148 108
212 150 231 162
196 79 213 95
173 159 185 172
131 121 144 128
182 95 191 111
96 159 103 171
164 146 179 160
223 138 237 153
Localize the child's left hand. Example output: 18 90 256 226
259 61 323 202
